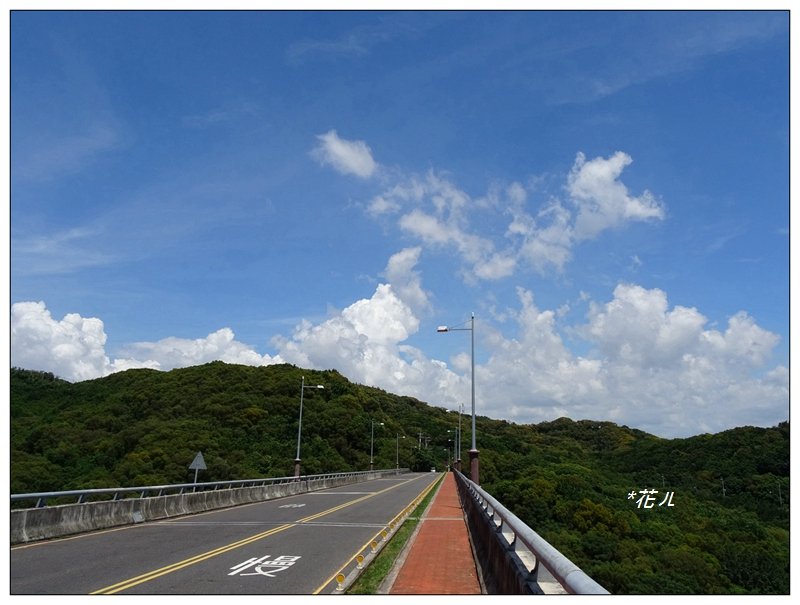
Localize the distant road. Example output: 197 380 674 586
11 472 439 595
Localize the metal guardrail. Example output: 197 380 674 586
455 471 610 595
10 470 387 508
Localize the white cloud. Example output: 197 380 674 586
367 179 427 217
570 284 787 435
582 284 707 367
568 151 665 241
478 288 607 419
11 301 113 382
473 253 516 281
399 209 455 245
383 172 510 281
311 130 378 179
516 199 575 274
268 274 786 438
118 328 282 370
353 146 666 280
271 284 460 398
459 284 785 437
583 284 781 372
700 311 781 367
381 247 431 312
10 301 280 382
271 250 458 398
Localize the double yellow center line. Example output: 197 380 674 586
91 477 421 594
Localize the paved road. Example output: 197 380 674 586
11 472 440 595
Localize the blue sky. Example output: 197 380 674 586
8 9 789 438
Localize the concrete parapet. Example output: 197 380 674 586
10 472 385 544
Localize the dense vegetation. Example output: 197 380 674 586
9 363 789 594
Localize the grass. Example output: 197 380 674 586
346 474 443 594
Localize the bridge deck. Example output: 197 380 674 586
385 472 482 594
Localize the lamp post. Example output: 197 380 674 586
396 433 406 471
370 420 384 471
449 402 463 472
447 439 453 471
438 313 479 484
295 376 325 479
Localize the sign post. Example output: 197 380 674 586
189 451 207 486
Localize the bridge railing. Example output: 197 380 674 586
10 469 406 544
10 470 384 508
454 471 609 595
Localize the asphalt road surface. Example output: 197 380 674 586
10 472 440 595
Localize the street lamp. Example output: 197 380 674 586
437 313 479 484
396 433 406 471
370 420 384 471
446 439 453 471
448 403 463 472
456 402 463 472
295 376 324 478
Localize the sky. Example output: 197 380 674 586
6 8 790 439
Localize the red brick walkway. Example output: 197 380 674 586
388 472 482 594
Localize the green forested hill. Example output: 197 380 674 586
9 364 789 594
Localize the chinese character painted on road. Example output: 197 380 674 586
229 555 301 578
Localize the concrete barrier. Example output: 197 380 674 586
11 472 385 544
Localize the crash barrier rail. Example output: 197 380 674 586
10 469 407 544
454 471 609 595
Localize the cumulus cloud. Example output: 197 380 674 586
11 301 116 381
271 283 461 399
443 283 783 437
311 130 378 179
271 249 459 398
583 284 780 371
267 277 785 437
10 301 280 382
358 149 665 279
118 328 282 370
582 284 708 367
572 284 786 435
477 289 607 420
568 151 665 240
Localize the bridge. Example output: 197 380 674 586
10 469 609 595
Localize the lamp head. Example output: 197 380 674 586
437 326 449 332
